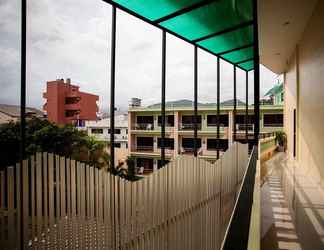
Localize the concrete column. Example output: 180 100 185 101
153 136 158 153
153 159 158 171
153 114 158 130
174 112 179 156
228 111 234 146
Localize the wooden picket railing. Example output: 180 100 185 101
0 142 248 249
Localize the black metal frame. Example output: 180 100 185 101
222 146 258 250
216 57 220 159
161 30 166 164
253 0 260 145
110 6 116 169
233 65 237 142
20 1 27 248
18 0 260 246
245 71 249 142
194 46 198 157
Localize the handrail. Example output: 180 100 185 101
221 146 258 250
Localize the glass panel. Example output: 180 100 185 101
112 0 203 21
160 0 252 40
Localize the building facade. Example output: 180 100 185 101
86 114 128 149
128 101 283 173
43 78 99 125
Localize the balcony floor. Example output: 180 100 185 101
261 153 324 250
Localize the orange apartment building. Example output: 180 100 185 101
43 78 99 125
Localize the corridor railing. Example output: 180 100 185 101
0 142 249 249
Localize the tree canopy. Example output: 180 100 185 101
0 118 109 170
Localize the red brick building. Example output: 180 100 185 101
43 78 99 125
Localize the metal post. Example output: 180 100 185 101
217 57 220 159
110 6 116 170
253 0 260 146
233 65 237 142
161 30 166 165
245 71 249 143
20 0 27 248
194 46 198 157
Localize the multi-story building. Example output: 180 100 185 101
128 99 283 173
86 114 129 166
86 114 128 149
43 78 99 125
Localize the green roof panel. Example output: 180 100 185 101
159 0 252 41
238 60 254 71
222 46 253 63
197 25 253 55
112 0 203 21
110 0 255 70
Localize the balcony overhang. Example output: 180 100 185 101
103 0 257 72
259 0 317 74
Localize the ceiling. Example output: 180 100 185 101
259 0 318 74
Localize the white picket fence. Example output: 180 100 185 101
0 142 248 249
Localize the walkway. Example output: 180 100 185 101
261 152 324 250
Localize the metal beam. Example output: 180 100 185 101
20 0 27 248
161 30 166 165
245 71 249 143
233 65 237 142
217 43 254 56
194 46 198 157
154 0 216 24
192 20 253 43
253 0 260 146
110 6 116 171
101 0 247 72
217 57 220 159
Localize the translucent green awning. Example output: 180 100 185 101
104 0 256 71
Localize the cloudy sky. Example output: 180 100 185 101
0 0 279 112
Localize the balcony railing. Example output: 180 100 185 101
65 103 81 110
134 123 154 130
263 123 283 127
136 145 154 152
236 123 254 131
180 123 202 130
206 123 227 127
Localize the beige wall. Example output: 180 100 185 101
284 0 324 184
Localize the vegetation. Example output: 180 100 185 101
0 118 110 170
275 131 287 147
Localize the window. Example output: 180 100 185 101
263 114 283 127
108 128 121 134
114 143 121 148
206 139 228 151
281 92 284 102
235 114 255 124
182 115 202 124
182 138 201 149
91 128 103 134
207 115 229 127
136 116 153 124
158 115 174 126
137 137 154 146
157 138 174 149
